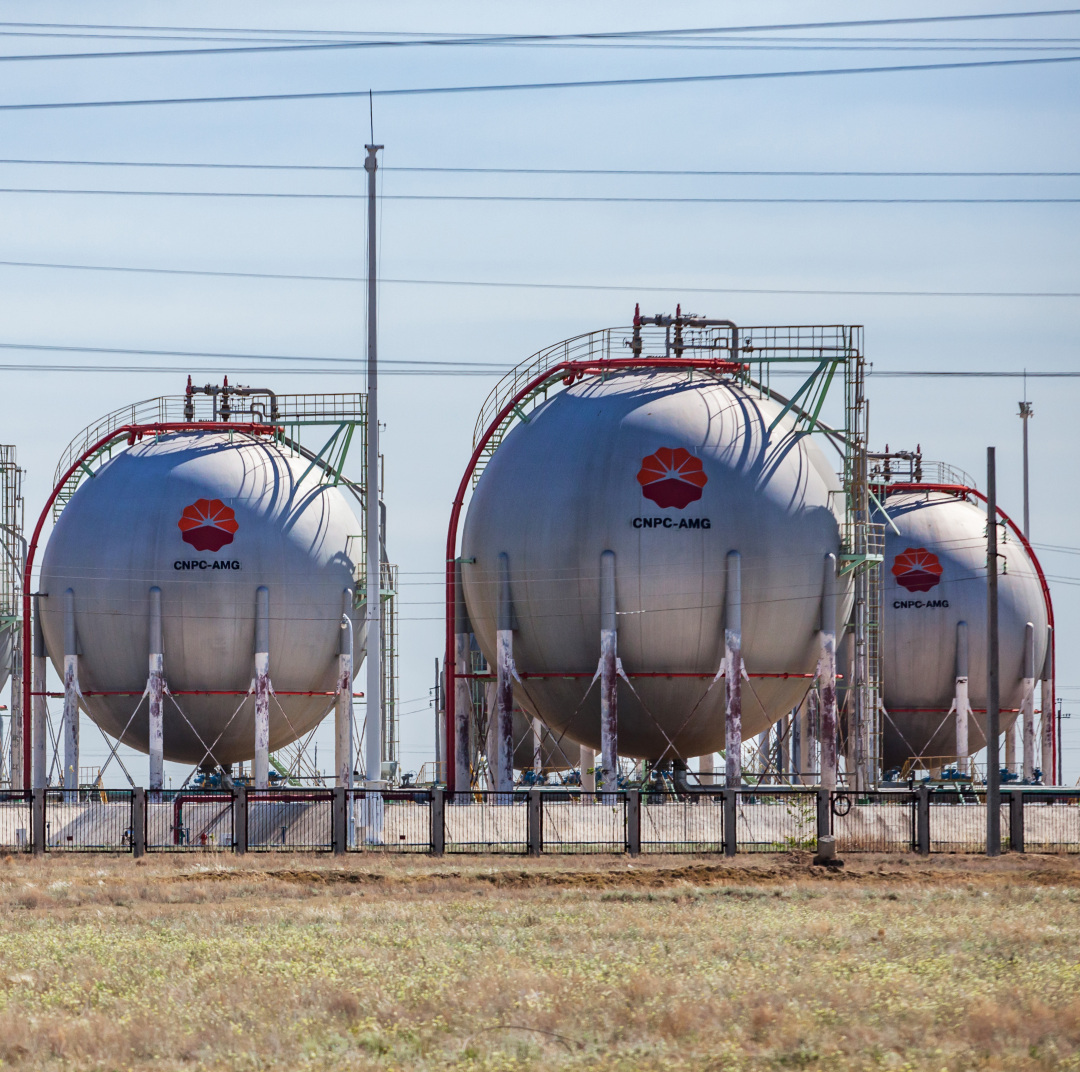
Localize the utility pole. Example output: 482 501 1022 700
986 447 1001 856
1019 400 1033 539
365 140 383 788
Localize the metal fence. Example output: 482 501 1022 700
15 786 1080 856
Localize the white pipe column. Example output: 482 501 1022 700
335 590 354 790
9 620 21 790
819 554 839 790
580 747 596 794
147 587 164 795
724 551 742 789
62 588 79 795
1041 627 1054 783
698 753 715 786
1005 715 1017 775
253 586 270 790
953 621 971 775
453 567 472 793
32 596 46 790
531 718 543 778
494 553 515 794
599 550 618 799
1022 621 1036 783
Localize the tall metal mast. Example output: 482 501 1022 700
1019 399 1033 539
364 141 383 786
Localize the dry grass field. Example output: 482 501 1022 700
0 852 1078 1071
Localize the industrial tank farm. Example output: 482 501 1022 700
39 430 365 765
461 368 849 760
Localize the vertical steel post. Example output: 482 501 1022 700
723 787 738 856
9 618 21 791
1019 399 1033 539
332 786 346 855
954 621 971 776
364 141 383 790
724 551 742 789
1021 622 1036 783
1041 629 1054 783
430 786 445 855
32 595 45 790
148 586 164 795
62 588 78 796
527 788 542 856
495 553 514 794
626 788 641 856
336 592 354 790
986 448 1002 857
916 784 931 855
819 554 839 790
31 785 44 855
254 585 270 790
132 786 146 858
1009 788 1025 852
453 567 472 794
233 784 247 855
599 550 618 800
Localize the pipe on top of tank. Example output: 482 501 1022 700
184 376 280 423
631 303 739 367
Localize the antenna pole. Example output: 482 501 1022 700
365 141 384 787
1019 399 1033 539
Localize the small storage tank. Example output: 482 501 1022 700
39 431 365 765
876 485 1049 767
462 370 849 760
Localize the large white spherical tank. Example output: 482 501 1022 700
462 371 850 760
39 432 365 765
877 489 1049 767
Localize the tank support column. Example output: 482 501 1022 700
494 553 515 795
148 587 164 796
336 591 354 791
9 624 21 790
724 551 742 789
580 747 596 794
253 586 270 790
62 588 79 797
698 753 714 786
531 718 543 778
1022 621 1036 783
32 596 46 790
453 568 472 795
819 554 839 790
599 550 618 800
952 622 971 776
1040 628 1054 783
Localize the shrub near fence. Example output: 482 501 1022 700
16 786 1080 856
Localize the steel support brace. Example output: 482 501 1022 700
527 788 542 856
132 788 146 858
599 550 618 801
1009 789 1025 853
332 786 347 855
723 788 738 856
31 787 44 855
626 789 641 856
254 586 270 790
336 593 354 791
62 588 79 797
495 553 515 794
32 596 46 791
819 555 839 790
148 587 164 794
431 787 445 856
916 785 931 855
954 621 971 775
816 788 831 841
1022 622 1036 783
233 786 247 855
724 552 742 788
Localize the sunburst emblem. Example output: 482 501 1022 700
178 498 239 553
891 547 943 593
636 447 708 510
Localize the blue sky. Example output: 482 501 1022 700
0 1 1077 784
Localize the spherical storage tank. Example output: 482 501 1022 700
39 431 365 765
462 370 850 760
876 487 1049 767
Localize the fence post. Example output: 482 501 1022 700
1009 789 1025 853
816 788 831 840
431 787 445 856
527 788 542 857
332 786 346 856
31 787 45 856
233 786 247 856
916 785 931 855
723 788 737 857
626 789 641 856
132 787 146 858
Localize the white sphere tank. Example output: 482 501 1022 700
877 488 1049 767
462 371 850 760
39 431 365 766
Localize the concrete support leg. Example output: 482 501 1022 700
1022 621 1036 783
148 587 164 797
819 554 839 790
954 621 970 776
254 586 270 790
580 747 596 795
599 550 618 801
62 589 79 797
336 591 354 790
724 551 742 789
698 752 714 787
32 596 46 791
1005 723 1016 777
1041 627 1054 783
495 554 515 795
531 718 542 777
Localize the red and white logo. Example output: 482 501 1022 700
891 547 943 593
637 447 708 510
178 498 239 552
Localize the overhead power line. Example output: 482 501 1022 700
0 53 1077 110
0 258 1075 298
0 188 1073 204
